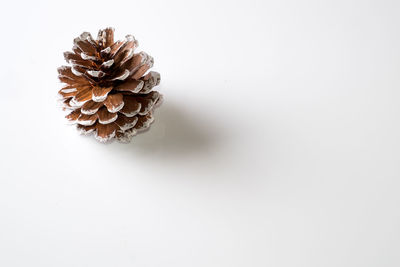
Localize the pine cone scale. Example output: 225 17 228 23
74 87 92 103
77 113 97 126
114 79 144 93
97 107 118 124
95 123 118 141
103 93 124 113
92 87 112 102
81 101 102 115
115 115 138 131
120 96 141 117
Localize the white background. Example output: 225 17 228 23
0 0 399 266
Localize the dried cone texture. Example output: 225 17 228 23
58 28 161 143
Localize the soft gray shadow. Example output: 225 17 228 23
129 101 220 157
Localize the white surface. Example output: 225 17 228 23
0 0 399 266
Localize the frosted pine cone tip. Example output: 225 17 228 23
58 27 161 143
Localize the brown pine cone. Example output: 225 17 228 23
58 28 161 143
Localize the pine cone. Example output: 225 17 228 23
58 28 161 143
